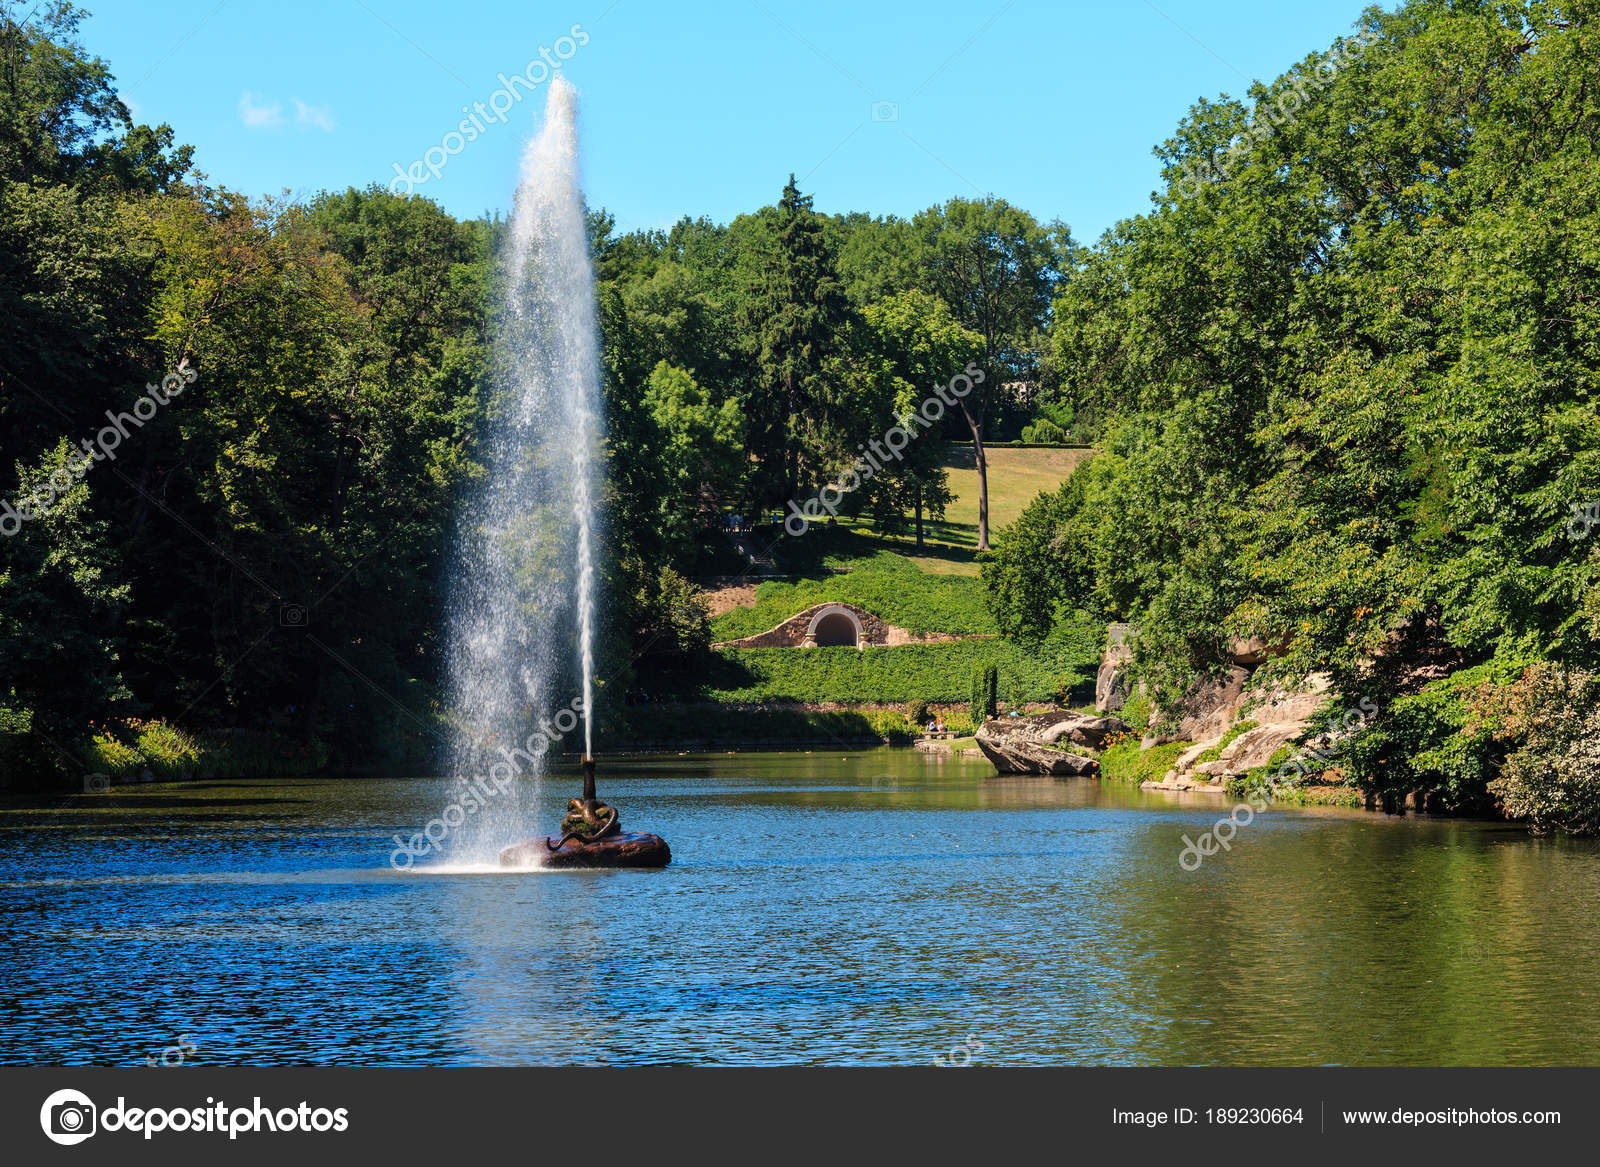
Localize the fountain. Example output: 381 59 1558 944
442 75 668 871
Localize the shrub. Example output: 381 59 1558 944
84 731 143 780
970 663 998 723
135 720 202 779
197 730 329 778
1099 739 1191 785
1345 659 1527 812
1020 418 1070 444
1487 665 1600 835
1119 693 1152 734
1194 719 1258 765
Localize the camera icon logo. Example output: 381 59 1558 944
871 100 899 122
279 603 308 628
83 773 110 794
40 1088 97 1145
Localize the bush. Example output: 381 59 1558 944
1345 659 1526 812
654 632 1098 707
135 720 202 779
1486 665 1600 835
619 706 915 746
197 730 329 778
1099 738 1191 785
1194 719 1258 765
85 730 143 780
1119 693 1152 734
970 663 998 723
1021 418 1070 444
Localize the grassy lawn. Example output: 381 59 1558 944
842 445 1096 574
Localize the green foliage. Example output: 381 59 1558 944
620 705 916 747
964 661 999 722
654 634 1096 706
983 2 1600 801
710 550 994 640
1119 693 1152 734
1488 665 1600 835
636 566 712 657
134 720 201 779
1020 418 1069 444
1195 719 1259 764
642 360 745 552
1099 739 1191 785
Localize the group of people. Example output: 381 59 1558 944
924 715 947 735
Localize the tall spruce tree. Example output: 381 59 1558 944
740 175 851 502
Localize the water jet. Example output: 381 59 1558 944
439 74 669 870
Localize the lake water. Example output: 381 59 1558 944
3 749 1598 1066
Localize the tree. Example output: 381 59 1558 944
913 197 1071 548
859 290 983 545
737 175 852 502
0 2 190 192
641 360 745 554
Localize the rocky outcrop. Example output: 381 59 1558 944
1143 666 1251 747
976 710 1129 776
1141 673 1334 792
1225 634 1292 667
1095 622 1134 712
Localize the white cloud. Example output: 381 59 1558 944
239 91 284 129
293 99 335 132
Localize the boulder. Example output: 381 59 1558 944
1225 633 1292 667
1144 666 1250 746
975 711 1129 776
500 831 671 870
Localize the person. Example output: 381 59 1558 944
927 718 936 734
935 714 945 734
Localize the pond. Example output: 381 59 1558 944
3 749 1597 1066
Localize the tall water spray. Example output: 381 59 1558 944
442 76 602 860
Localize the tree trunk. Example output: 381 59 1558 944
960 405 991 551
914 483 924 547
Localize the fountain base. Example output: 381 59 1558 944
499 831 671 869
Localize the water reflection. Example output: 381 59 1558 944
2 750 1597 1065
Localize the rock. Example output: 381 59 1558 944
1225 634 1292 666
1094 623 1135 712
1141 773 1227 793
1155 673 1337 786
500 831 671 870
975 711 1129 776
1144 666 1250 746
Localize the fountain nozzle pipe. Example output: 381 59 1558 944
581 755 597 807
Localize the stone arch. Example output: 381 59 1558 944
805 603 863 648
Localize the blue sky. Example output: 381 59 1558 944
83 0 1375 240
